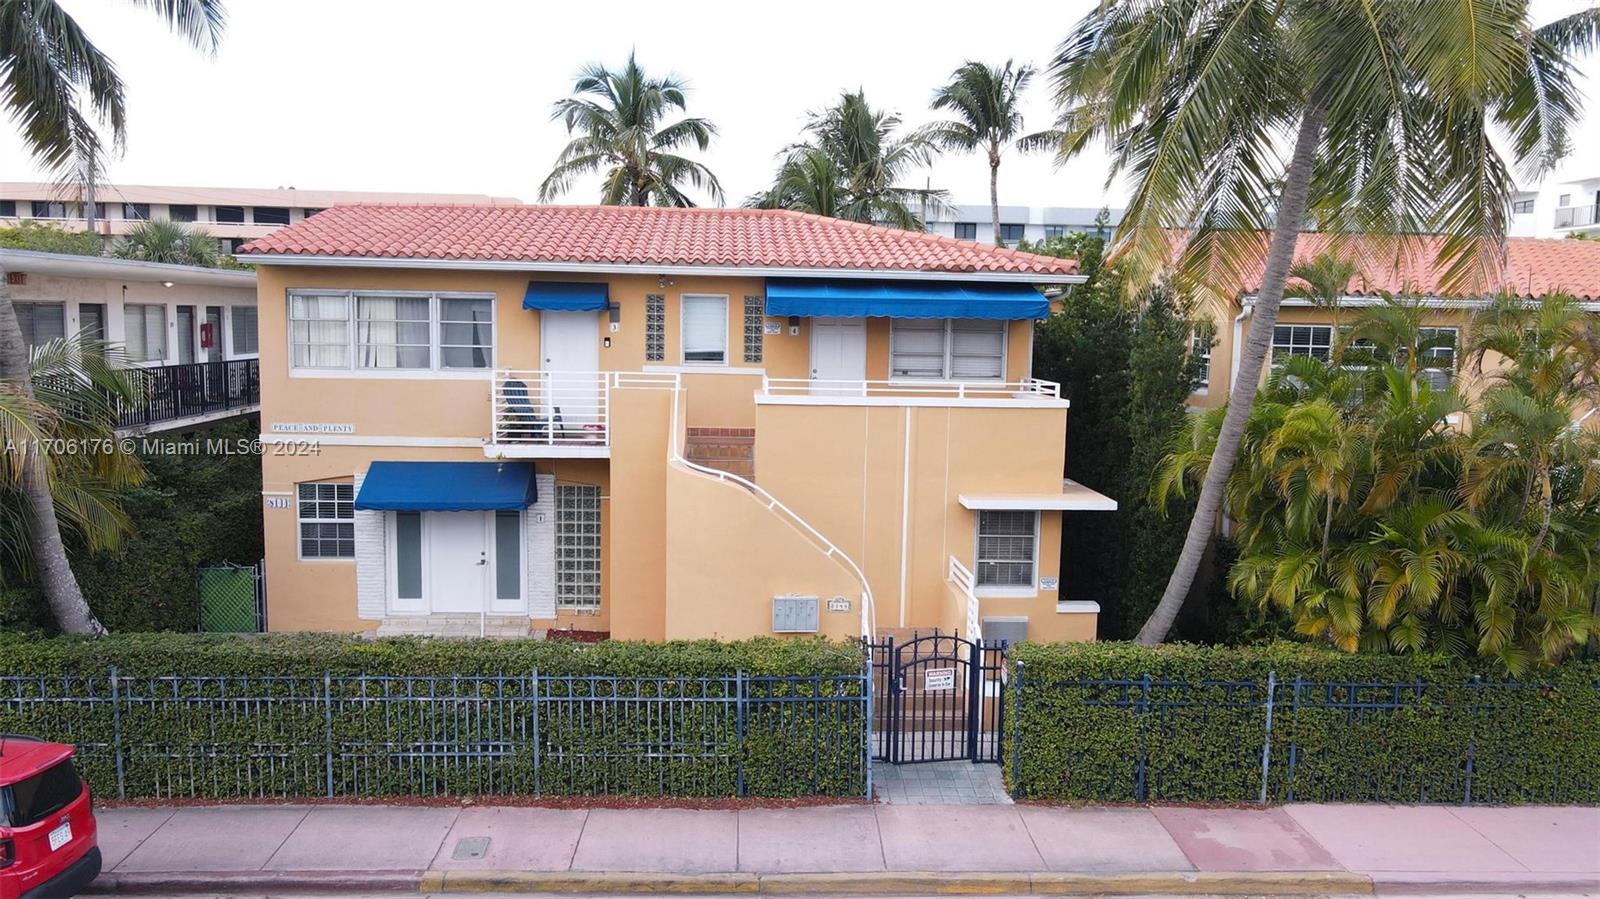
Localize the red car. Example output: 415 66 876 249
0 736 100 899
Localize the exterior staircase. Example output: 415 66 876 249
683 427 756 480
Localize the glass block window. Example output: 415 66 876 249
645 294 666 362
298 482 354 559
975 510 1036 588
555 484 601 610
743 296 764 363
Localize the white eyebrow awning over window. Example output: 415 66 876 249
959 479 1117 512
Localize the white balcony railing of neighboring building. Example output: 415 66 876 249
761 376 1064 402
1554 204 1600 229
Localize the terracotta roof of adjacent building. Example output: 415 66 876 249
237 204 1080 277
1233 233 1600 301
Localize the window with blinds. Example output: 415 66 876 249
231 306 259 355
975 510 1036 589
14 302 65 348
124 303 166 362
890 319 1006 380
681 295 727 364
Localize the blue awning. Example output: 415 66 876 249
355 461 537 511
764 278 1049 320
523 281 609 312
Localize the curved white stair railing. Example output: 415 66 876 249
666 386 877 640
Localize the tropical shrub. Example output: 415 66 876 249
1156 290 1600 671
0 221 103 255
0 633 865 799
1007 640 1600 804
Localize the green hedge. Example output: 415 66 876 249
1007 641 1600 805
0 634 866 800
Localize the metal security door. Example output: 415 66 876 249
870 633 1007 764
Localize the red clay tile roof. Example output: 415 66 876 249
238 204 1079 278
1225 233 1600 301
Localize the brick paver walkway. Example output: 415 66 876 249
874 760 1012 804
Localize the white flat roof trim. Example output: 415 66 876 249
234 253 1086 285
760 394 1070 410
959 479 1117 511
0 248 256 286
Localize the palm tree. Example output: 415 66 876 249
0 0 225 634
1 336 145 586
112 220 222 267
538 52 722 207
1047 1 1600 646
925 60 1042 246
748 90 945 230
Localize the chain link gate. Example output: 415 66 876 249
868 632 1006 764
198 561 266 632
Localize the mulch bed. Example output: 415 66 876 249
98 793 867 811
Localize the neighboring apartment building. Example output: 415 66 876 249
0 183 520 253
1507 175 1600 238
1186 235 1600 415
925 204 1124 246
0 248 259 431
238 205 1115 642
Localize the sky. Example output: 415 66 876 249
3 0 1598 209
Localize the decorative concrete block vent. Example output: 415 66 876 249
684 427 756 481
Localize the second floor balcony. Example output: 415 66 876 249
1554 204 1599 229
116 358 261 432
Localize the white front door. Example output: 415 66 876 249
428 511 487 613
810 317 867 393
541 310 601 426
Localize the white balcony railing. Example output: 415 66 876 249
489 370 680 448
1554 204 1600 229
761 376 1062 401
948 555 981 643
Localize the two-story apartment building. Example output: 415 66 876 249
238 205 1114 642
1186 234 1600 415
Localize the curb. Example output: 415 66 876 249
90 868 1379 895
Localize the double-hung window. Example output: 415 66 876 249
14 302 65 348
975 510 1037 590
1271 325 1333 363
355 294 430 369
123 303 166 362
890 319 1006 380
1192 329 1212 388
681 295 728 364
298 482 354 559
287 290 495 373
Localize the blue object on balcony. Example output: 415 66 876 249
764 278 1050 320
355 461 537 511
523 281 609 311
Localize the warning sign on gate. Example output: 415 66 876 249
924 667 957 691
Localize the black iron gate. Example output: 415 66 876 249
868 632 1006 764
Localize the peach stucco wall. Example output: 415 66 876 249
255 263 1078 640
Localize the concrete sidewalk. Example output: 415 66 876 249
88 801 1600 895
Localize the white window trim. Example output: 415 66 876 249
889 318 1009 382
679 293 729 366
296 481 356 562
972 509 1040 598
123 302 169 364
287 289 496 377
1192 328 1212 393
